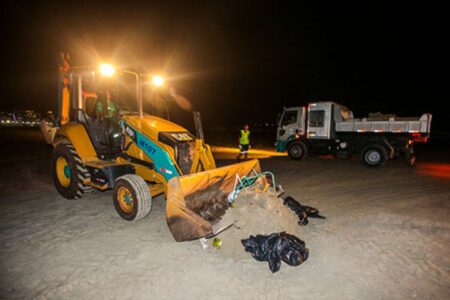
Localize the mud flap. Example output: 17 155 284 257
166 159 261 242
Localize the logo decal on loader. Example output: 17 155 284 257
122 122 179 181
171 133 193 141
124 124 137 142
138 139 156 155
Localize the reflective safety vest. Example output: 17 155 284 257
96 100 117 118
240 130 250 145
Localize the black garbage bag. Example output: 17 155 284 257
283 196 325 225
241 232 309 273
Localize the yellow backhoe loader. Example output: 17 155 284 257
41 54 261 241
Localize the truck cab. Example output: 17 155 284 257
276 101 431 167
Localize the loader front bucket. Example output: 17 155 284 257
166 159 261 242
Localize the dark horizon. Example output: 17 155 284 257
0 1 448 131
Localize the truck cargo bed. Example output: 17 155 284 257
335 113 432 133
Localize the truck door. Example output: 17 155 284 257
307 102 332 139
277 107 304 142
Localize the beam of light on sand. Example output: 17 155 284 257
211 146 287 159
416 163 450 180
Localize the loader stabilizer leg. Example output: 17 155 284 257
166 159 261 242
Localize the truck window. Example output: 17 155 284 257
309 110 325 127
340 108 351 120
281 111 297 126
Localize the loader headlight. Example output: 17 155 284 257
99 63 116 77
151 75 164 87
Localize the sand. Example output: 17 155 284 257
1 128 449 299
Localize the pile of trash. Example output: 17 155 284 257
283 196 326 225
242 232 309 273
201 173 326 273
204 189 301 260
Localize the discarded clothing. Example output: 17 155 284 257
283 196 325 225
241 232 309 273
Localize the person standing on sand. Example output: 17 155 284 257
236 124 251 162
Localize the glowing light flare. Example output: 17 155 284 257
151 75 164 87
211 146 287 159
99 64 116 77
318 155 334 159
416 163 450 180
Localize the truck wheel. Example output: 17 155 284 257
51 142 95 199
288 141 308 160
113 175 152 221
361 145 388 167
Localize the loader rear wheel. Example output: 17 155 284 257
288 141 308 160
51 142 95 199
113 175 152 221
361 145 388 167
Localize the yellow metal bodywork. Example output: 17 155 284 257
53 123 97 162
190 140 216 173
119 115 217 197
54 115 217 199
124 115 187 140
61 87 70 125
123 115 183 172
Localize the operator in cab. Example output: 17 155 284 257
236 124 251 162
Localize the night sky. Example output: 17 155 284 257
0 1 448 130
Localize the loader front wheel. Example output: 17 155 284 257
113 175 152 221
51 142 94 199
288 141 308 160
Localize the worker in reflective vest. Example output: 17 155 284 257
237 124 251 162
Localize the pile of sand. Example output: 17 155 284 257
205 189 302 260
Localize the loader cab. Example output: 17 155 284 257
68 71 126 159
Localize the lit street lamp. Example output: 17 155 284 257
151 75 164 87
99 63 116 77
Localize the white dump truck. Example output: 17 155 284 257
275 102 432 167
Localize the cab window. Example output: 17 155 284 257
340 107 351 120
309 110 325 127
281 111 297 126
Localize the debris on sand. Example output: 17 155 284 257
283 196 326 226
242 232 309 273
205 189 302 260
